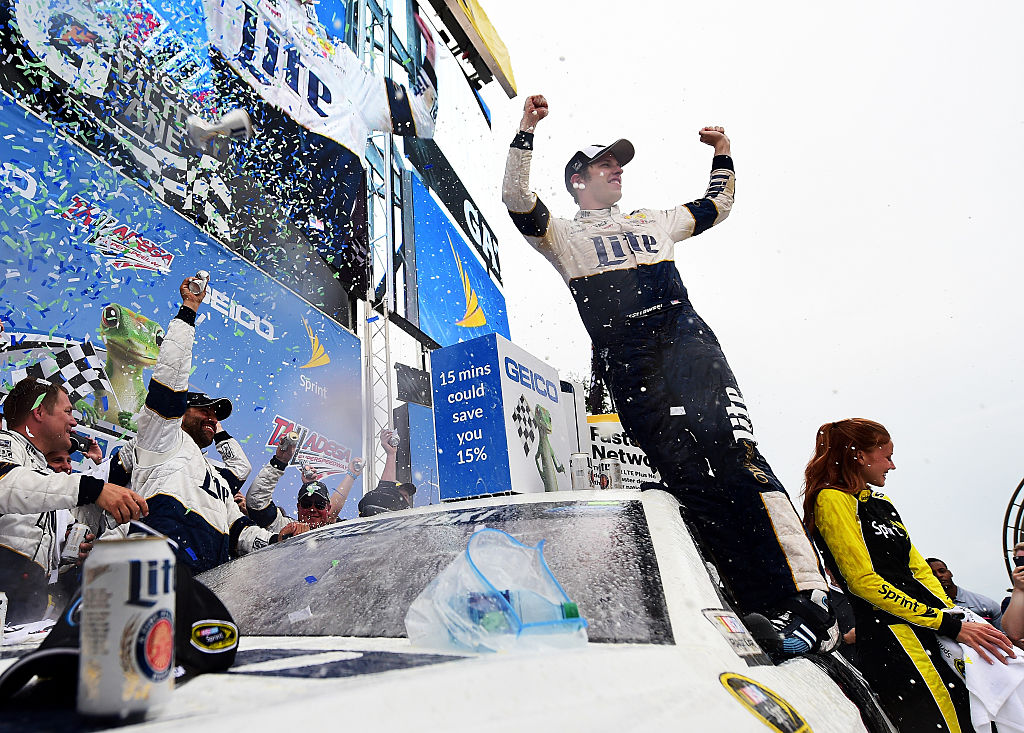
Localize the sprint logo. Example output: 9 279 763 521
300 318 330 369
450 234 487 328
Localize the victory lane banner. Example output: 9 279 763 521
0 95 365 518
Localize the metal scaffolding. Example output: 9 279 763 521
357 0 399 484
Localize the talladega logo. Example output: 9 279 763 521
266 415 352 478
63 195 175 273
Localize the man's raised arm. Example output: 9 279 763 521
501 94 549 218
134 278 204 459
661 126 736 242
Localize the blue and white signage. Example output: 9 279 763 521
0 96 365 517
432 333 570 500
411 173 510 348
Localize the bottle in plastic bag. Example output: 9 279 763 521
467 591 580 633
405 528 588 653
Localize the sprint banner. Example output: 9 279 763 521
409 171 509 348
0 95 365 518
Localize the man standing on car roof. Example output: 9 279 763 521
501 94 837 658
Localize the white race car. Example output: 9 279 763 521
0 489 893 732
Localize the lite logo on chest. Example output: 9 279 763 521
589 233 659 267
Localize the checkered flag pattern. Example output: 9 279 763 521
1 341 115 408
511 395 537 456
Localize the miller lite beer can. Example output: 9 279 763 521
569 453 592 491
598 459 624 491
61 522 91 565
187 270 210 296
78 536 175 719
278 430 300 451
350 458 364 474
386 430 400 448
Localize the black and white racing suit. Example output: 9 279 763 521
131 306 272 573
502 130 826 612
245 457 294 534
0 431 108 622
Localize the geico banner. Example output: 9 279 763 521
587 414 661 490
0 97 365 518
0 0 371 297
411 172 509 348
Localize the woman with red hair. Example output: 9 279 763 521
803 418 1014 731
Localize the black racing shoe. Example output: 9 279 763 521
764 589 840 658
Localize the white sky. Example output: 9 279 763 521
423 0 1024 601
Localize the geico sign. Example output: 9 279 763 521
203 286 274 342
504 357 558 403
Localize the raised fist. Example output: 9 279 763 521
520 94 549 131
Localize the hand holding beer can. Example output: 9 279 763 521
279 430 300 451
61 522 91 565
187 270 210 296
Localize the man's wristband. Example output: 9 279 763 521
175 305 197 326
270 456 289 470
511 131 534 151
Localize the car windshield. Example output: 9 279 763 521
199 498 674 644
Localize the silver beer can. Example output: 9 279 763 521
569 453 591 491
61 522 91 565
598 459 624 491
278 430 300 451
78 536 176 719
187 270 210 296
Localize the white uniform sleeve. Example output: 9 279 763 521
352 54 437 140
659 157 736 242
246 461 284 511
233 519 275 555
501 134 571 277
214 434 251 490
134 310 194 464
0 465 96 513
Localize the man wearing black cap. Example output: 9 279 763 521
501 94 837 659
126 277 282 573
245 434 362 532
